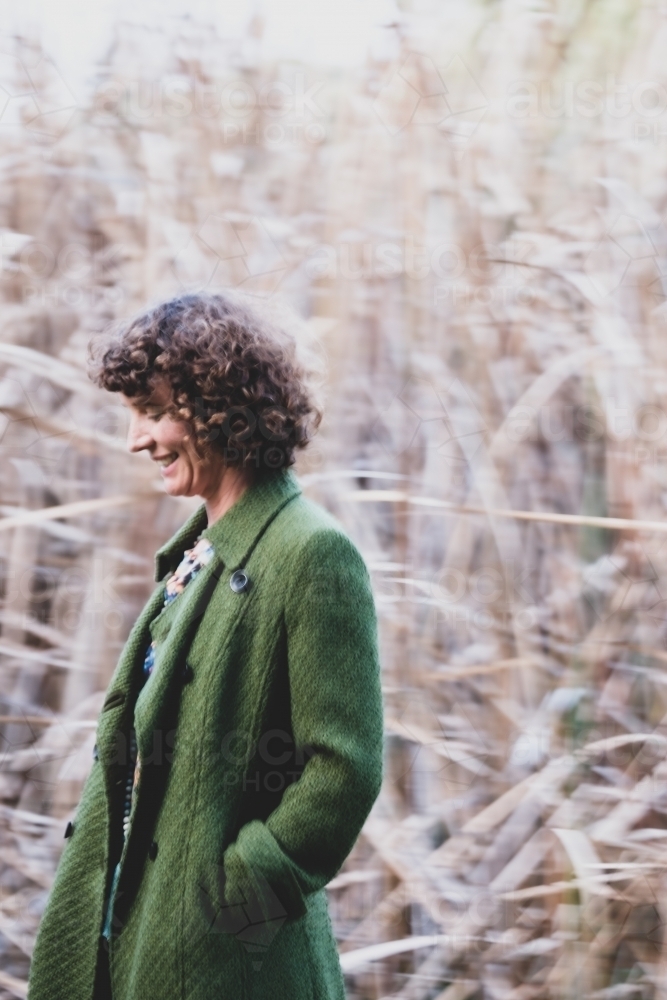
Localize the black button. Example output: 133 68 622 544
93 743 99 761
230 569 250 593
181 664 194 684
64 821 74 839
148 840 158 861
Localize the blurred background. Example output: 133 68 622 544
1 0 667 997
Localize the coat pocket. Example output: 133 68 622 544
222 819 307 923
102 690 126 712
186 860 248 996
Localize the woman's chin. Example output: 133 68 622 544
161 475 198 499
161 476 185 496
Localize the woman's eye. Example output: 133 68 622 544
148 410 164 421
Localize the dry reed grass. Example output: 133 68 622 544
1 3 667 997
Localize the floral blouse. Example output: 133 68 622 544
102 534 214 940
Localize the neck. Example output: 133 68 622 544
204 465 256 526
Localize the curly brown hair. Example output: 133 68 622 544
88 291 322 474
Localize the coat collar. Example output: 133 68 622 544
154 468 302 581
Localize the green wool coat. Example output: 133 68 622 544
27 469 384 1000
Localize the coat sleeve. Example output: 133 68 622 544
221 527 384 922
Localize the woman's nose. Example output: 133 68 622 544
127 416 154 453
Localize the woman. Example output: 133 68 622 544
27 292 384 1000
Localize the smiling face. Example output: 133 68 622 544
119 380 227 500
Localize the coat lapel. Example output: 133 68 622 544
132 551 224 761
96 497 213 776
95 580 166 777
153 503 208 583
